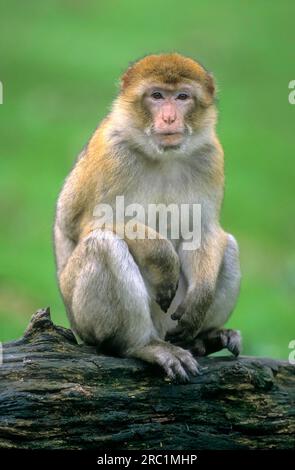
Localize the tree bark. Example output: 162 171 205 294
0 308 294 450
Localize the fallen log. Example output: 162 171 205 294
0 308 294 450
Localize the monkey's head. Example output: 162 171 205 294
110 53 217 159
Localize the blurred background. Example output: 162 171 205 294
0 0 294 358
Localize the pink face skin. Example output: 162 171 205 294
144 86 195 148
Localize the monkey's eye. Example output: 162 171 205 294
177 93 190 100
151 91 164 100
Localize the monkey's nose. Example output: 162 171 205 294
162 113 177 125
161 103 177 124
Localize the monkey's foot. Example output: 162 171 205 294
131 340 200 383
154 343 200 382
168 328 242 358
192 328 242 357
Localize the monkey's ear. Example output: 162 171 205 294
120 63 136 92
205 72 216 97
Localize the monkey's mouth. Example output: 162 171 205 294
154 132 185 148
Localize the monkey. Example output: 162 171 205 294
54 53 241 383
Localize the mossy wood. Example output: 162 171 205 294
0 308 294 449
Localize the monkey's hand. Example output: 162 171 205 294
156 279 179 313
166 288 214 343
121 224 180 313
143 239 180 313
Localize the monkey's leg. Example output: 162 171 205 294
169 234 241 357
59 229 198 382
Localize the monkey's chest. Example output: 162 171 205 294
104 166 203 244
130 163 199 203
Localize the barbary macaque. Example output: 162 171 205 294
54 53 241 382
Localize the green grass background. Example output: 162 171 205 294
0 0 294 359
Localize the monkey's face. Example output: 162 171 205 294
142 84 199 150
127 82 216 158
111 54 217 159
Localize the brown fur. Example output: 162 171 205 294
121 53 215 97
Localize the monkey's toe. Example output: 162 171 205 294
226 329 242 357
165 347 200 382
156 344 200 383
165 359 190 383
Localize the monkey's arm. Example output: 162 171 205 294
169 228 228 341
54 168 87 278
54 222 76 277
53 148 96 278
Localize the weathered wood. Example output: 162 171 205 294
0 308 294 450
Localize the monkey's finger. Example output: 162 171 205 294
171 307 185 321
